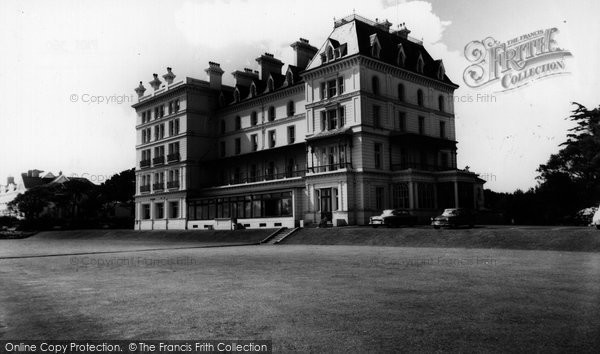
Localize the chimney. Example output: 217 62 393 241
232 68 259 87
290 38 318 69
149 73 162 90
255 53 283 81
392 23 411 39
7 176 14 185
134 81 146 98
375 19 393 32
162 67 176 84
205 62 224 90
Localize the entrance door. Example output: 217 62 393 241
320 188 332 221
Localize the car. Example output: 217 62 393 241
431 208 475 229
369 209 417 228
592 205 600 229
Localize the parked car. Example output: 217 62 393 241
431 208 475 229
369 209 417 228
592 205 600 229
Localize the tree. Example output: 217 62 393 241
8 186 54 220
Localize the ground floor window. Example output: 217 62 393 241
169 201 179 218
392 183 409 209
375 187 384 210
155 202 164 219
189 191 292 220
417 183 435 209
142 204 150 219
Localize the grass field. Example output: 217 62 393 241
1 229 600 352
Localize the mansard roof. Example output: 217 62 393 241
306 16 457 86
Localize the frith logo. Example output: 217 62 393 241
463 28 572 92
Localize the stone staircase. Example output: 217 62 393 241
260 227 300 245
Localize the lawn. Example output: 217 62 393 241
1 231 600 352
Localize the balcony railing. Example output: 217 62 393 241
153 182 164 191
391 162 454 172
167 152 180 162
216 170 306 186
140 185 151 193
167 180 180 189
140 159 151 168
307 162 352 173
153 156 165 165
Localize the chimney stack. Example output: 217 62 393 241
392 23 411 39
256 53 283 81
162 67 176 84
290 38 318 69
232 68 259 87
7 176 14 185
149 74 162 90
205 62 224 90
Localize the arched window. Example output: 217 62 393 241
235 116 241 130
267 77 274 92
416 54 425 74
326 46 334 61
397 45 406 67
372 76 380 95
287 101 295 117
417 89 424 107
438 95 444 112
233 90 240 103
268 106 275 121
250 84 257 97
250 111 258 126
398 84 405 102
286 71 293 85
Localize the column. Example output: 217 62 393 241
408 181 415 209
454 181 459 208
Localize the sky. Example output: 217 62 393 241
1 0 599 192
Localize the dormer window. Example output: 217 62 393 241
437 61 445 80
250 83 257 97
397 44 406 67
416 53 425 74
267 77 274 92
369 34 381 59
326 46 334 61
233 89 240 103
219 93 226 107
285 71 293 86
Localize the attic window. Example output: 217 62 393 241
219 93 225 107
369 34 381 59
250 84 257 97
267 77 274 92
233 89 240 103
437 61 445 80
286 71 293 85
326 46 334 61
397 44 406 67
416 54 425 74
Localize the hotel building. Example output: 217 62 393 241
132 14 485 230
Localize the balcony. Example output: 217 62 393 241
391 162 455 172
153 182 164 191
153 156 165 165
140 185 150 193
167 180 180 189
307 162 352 174
216 170 306 186
140 159 151 168
167 152 180 162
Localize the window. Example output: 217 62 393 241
371 40 381 58
419 116 425 134
251 111 258 126
375 187 384 210
168 101 173 114
287 125 295 144
235 116 241 130
267 77 274 92
268 106 275 121
154 107 159 120
220 141 226 157
142 204 150 219
417 54 425 73
250 84 257 97
373 105 381 128
374 143 382 169
439 121 446 138
438 95 445 112
174 99 180 112
168 119 179 136
320 82 327 100
170 201 179 218
268 130 276 148
328 110 338 130
417 183 435 208
233 90 240 103
327 79 336 98
339 106 345 127
398 112 406 132
417 89 424 107
234 138 241 155
286 71 293 85
159 124 165 139
287 101 295 117
326 46 333 61
397 45 406 67
155 202 164 219
398 84 405 101
251 134 258 151
372 76 380 95
159 105 164 118
441 152 449 168
337 77 344 94
392 183 409 209
321 107 344 131
220 120 225 134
